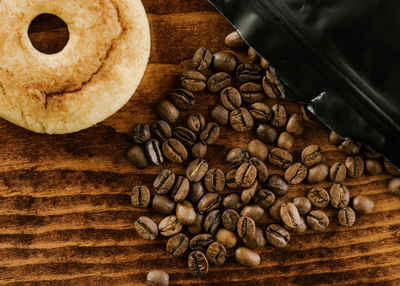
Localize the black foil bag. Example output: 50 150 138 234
209 0 400 168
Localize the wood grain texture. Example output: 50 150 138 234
1 0 400 285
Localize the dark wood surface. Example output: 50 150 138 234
1 1 400 285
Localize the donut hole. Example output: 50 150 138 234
28 14 69 54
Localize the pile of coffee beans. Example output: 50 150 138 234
128 31 400 282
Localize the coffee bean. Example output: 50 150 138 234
203 210 222 235
266 175 289 197
176 201 196 225
222 193 242 210
222 209 240 231
300 105 319 126
146 270 169 286
243 227 266 250
187 113 206 133
235 247 260 267
189 182 206 203
204 168 225 192
225 31 247 50
265 224 290 248
226 148 250 167
162 138 188 164
180 71 207 92
256 124 278 144
262 74 277 99
220 87 242 111
329 131 344 146
236 63 263 83
240 82 265 103
200 122 220 145
166 233 189 257
191 142 208 159
284 163 308 184
152 120 172 141
277 132 294 151
269 198 285 222
152 195 175 215
247 139 269 161
280 202 302 231
388 178 400 196
131 185 150 208
186 159 209 182
226 170 239 188
240 204 264 222
190 233 214 250
206 242 227 265
198 193 221 214
208 72 231 93
260 58 269 69
254 189 275 208
230 108 254 132
365 159 383 175
293 196 312 215
171 176 190 202
384 160 400 176
249 157 269 183
211 105 229 125
173 126 197 146
338 207 356 227
169 89 195 110
296 216 308 234
248 47 260 63
330 183 350 208
159 215 183 237
132 124 151 144
212 52 239 73
193 48 212 71
154 169 175 195
307 210 329 231
135 216 158 240
345 156 365 178
127 146 148 169
339 139 362 155
235 162 257 188
270 104 287 128
263 68 285 99
237 216 256 239
286 113 304 135
187 213 204 235
241 181 258 205
329 162 347 183
301 145 323 167
157 100 180 124
307 163 329 184
188 251 209 276
216 228 237 249
145 139 164 166
268 148 293 169
250 102 271 123
308 188 330 208
352 195 374 214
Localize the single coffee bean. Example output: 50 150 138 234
236 63 263 83
240 82 265 103
277 132 294 151
300 105 320 126
254 189 275 208
329 162 347 183
180 70 207 92
235 162 257 188
284 163 308 185
388 178 400 196
187 113 206 133
249 157 269 183
211 105 229 125
345 156 365 178
190 233 214 250
241 181 258 205
353 195 374 214
269 198 285 222
330 183 350 208
188 251 209 276
262 74 277 99
146 270 169 286
127 146 148 169
339 139 362 155
293 196 312 215
216 228 237 249
186 159 209 182
159 215 183 237
132 124 151 144
365 159 383 176
191 142 207 159
204 168 225 192
265 224 290 248
176 201 196 225
263 67 285 99
329 131 344 146
296 216 308 234
301 145 323 167
222 193 242 210
207 72 231 93
157 100 180 124
212 52 239 73
260 58 269 69
206 242 227 265
237 216 256 239
169 89 195 110
266 175 289 197
256 124 278 144
170 176 190 202
152 120 172 141
152 195 175 215
162 138 188 164
308 188 330 208
280 202 302 231
384 159 400 176
307 210 329 231
338 207 356 227
197 193 221 214
248 47 260 63
187 213 204 235
243 227 266 250
270 104 287 128
222 209 240 231
230 108 254 132
225 31 247 50
203 210 222 235
131 185 151 208
250 102 271 123
200 122 221 145
307 163 329 184
135 216 158 240
286 113 304 135
226 147 250 167
173 126 196 146
268 148 293 169
154 169 175 195
240 204 264 222
166 233 189 257
235 247 260 267
193 48 212 71
226 170 239 188
145 139 164 166
220 87 242 111
247 139 269 161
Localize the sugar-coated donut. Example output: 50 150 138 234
0 0 150 134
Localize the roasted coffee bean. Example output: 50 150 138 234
269 198 285 222
241 181 258 205
226 148 250 167
226 170 239 188
222 193 242 210
388 178 400 196
203 210 222 235
263 67 285 99
132 124 151 144
237 216 256 239
191 142 207 159
286 113 304 135
225 31 247 50
159 215 183 237
300 105 319 126
329 131 344 146
200 122 221 145
208 72 231 93
235 162 257 188
248 47 260 63
212 52 239 73
247 139 269 161
131 185 150 208
280 202 302 231
339 139 362 155
180 70 207 92
384 159 400 176
230 108 254 132
236 63 263 83
307 163 329 184
250 102 271 123
301 145 323 167
146 270 169 286
284 163 308 185
127 146 148 169
206 242 227 265
353 195 374 214
176 201 196 225
216 228 237 249
365 159 384 175
154 169 175 195
166 233 189 257
173 126 196 146
249 157 269 183
162 138 188 164
329 162 347 183
186 159 209 182
235 247 260 267
145 139 164 166
188 251 209 276
243 227 266 250
262 74 277 99
260 58 269 69
345 156 365 178
198 193 221 214
296 217 308 234
240 204 264 222
187 213 204 235
152 120 172 141
135 216 158 240
254 189 275 208
190 233 214 250
308 188 330 208
293 196 312 215
265 224 290 248
338 207 356 227
330 184 350 208
157 100 180 124
169 89 195 110
270 104 287 128
240 82 265 103
152 195 175 215
187 113 206 133
211 105 229 125
222 209 240 231
307 210 329 231
193 48 212 71
204 168 225 192
268 148 293 169
256 124 278 144
220 87 242 111
277 132 294 151
171 176 190 202
266 175 289 197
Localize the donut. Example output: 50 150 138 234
0 0 150 134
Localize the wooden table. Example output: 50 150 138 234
1 1 400 285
